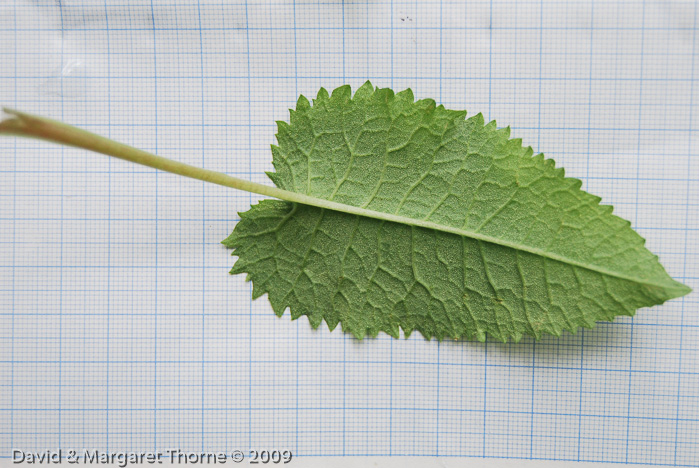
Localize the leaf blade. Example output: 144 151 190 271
226 82 690 341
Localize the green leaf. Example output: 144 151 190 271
223 81 691 342
0 87 691 343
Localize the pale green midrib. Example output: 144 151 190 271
0 107 688 296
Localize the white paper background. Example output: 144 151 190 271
0 1 697 466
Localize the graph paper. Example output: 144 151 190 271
0 0 697 466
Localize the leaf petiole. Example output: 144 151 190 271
0 107 302 204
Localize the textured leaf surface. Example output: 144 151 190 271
223 82 690 342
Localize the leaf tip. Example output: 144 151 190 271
275 120 290 136
296 94 311 110
331 84 352 102
354 80 375 100
664 281 693 300
569 178 583 190
470 112 485 126
395 87 415 103
421 98 437 112
316 87 329 102
265 170 280 186
251 283 267 300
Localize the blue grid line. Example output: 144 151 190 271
674 3 698 464
102 0 112 453
626 1 646 462
57 0 65 450
9 0 17 459
243 0 252 453
196 0 206 453
147 0 159 452
530 0 544 458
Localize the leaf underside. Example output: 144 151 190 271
223 82 691 342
